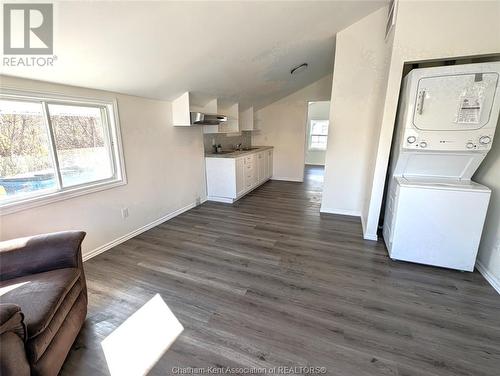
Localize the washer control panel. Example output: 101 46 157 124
403 129 495 151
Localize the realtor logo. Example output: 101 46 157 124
3 3 53 55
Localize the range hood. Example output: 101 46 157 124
190 112 227 125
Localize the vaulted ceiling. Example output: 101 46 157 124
2 1 386 109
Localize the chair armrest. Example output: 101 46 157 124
0 303 26 341
0 231 86 281
0 304 30 376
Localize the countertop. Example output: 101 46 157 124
205 146 273 158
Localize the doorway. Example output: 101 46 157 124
304 101 330 188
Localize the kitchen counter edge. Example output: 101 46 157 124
205 146 273 159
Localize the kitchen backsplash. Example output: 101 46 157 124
203 132 252 152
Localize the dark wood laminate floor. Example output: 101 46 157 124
62 165 500 376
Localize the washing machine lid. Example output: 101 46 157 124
396 176 490 192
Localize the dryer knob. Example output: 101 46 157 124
466 142 474 149
419 141 427 148
479 136 491 145
407 136 416 144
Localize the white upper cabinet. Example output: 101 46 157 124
172 91 240 133
204 100 239 134
172 92 193 126
171 92 259 134
239 107 256 131
172 92 219 127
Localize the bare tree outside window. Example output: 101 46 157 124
0 97 119 204
48 103 113 188
0 100 56 197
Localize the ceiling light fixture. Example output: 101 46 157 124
290 63 308 75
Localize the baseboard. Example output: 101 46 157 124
320 206 361 217
361 215 378 241
83 199 205 261
363 233 378 241
207 196 234 204
476 260 500 295
271 177 303 182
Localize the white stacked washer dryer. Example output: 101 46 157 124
383 62 500 271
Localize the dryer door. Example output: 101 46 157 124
413 72 498 131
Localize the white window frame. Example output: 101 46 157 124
0 88 127 215
308 119 329 151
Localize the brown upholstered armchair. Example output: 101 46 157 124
0 231 88 376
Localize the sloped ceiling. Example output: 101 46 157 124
1 1 386 109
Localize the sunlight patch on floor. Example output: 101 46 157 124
101 294 184 376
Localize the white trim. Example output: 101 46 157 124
271 177 303 182
320 206 361 217
0 180 126 215
476 260 500 295
1 86 119 107
361 215 378 241
363 233 378 241
0 88 127 215
83 198 206 261
207 196 234 204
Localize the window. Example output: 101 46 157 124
309 120 329 150
0 91 125 213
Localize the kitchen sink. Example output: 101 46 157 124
210 150 235 155
209 147 260 155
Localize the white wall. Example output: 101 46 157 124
321 6 393 217
320 0 500 289
305 101 330 166
252 74 332 182
474 132 500 292
0 76 207 258
321 0 500 239
364 0 500 240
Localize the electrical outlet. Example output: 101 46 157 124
121 207 129 219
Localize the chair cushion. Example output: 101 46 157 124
0 268 80 338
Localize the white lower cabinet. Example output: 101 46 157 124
236 157 246 196
244 154 256 188
257 151 266 182
259 149 273 182
206 148 273 203
267 149 273 179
